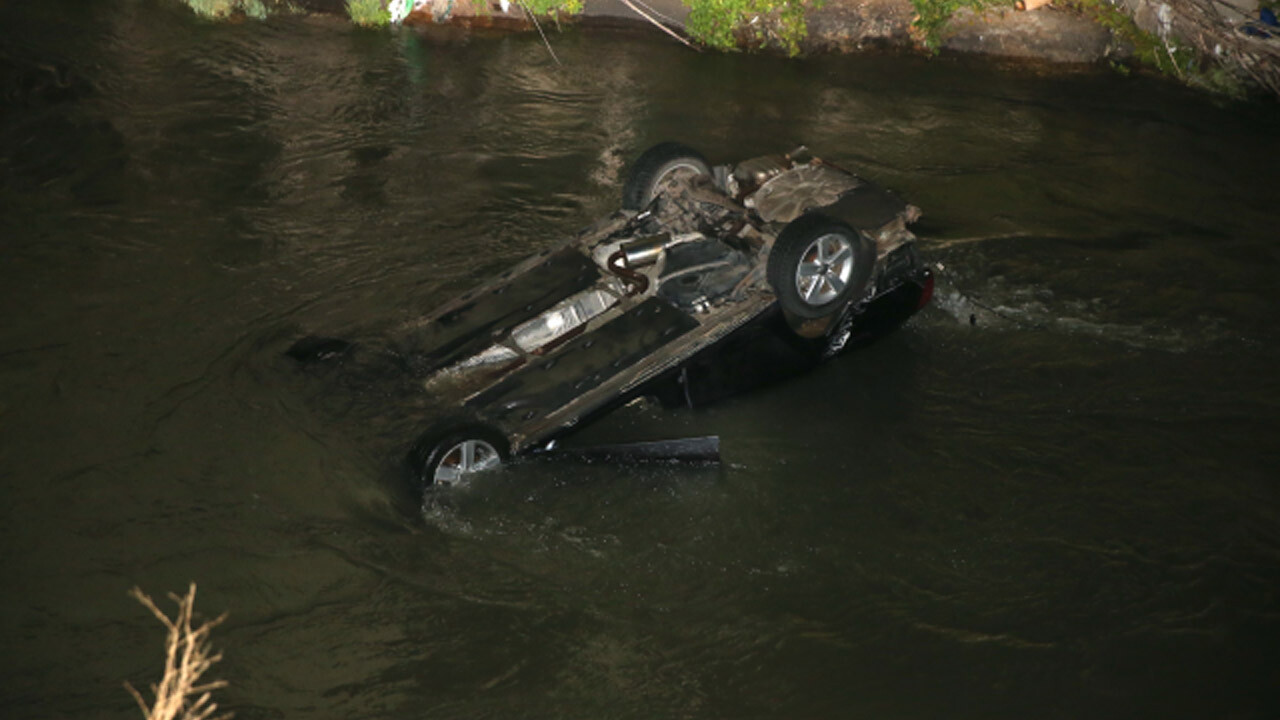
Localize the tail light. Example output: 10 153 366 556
917 269 935 310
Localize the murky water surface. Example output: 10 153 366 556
2 3 1278 718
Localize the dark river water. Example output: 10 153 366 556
3 2 1279 718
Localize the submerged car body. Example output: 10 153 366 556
294 144 933 489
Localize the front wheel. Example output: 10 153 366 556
767 213 874 320
622 142 712 211
410 425 510 489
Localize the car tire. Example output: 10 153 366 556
410 424 510 489
622 142 712 211
767 213 874 320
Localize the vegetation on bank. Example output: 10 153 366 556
1067 0 1196 72
177 0 1272 97
1065 0 1249 95
684 0 817 55
346 0 390 26
519 0 586 14
335 0 816 55
908 0 1015 49
182 0 275 19
905 0 1253 96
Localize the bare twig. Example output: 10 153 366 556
516 1 563 66
627 0 681 27
616 0 700 50
125 584 231 720
1163 37 1185 77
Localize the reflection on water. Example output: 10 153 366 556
1 2 1278 719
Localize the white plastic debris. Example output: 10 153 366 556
389 0 429 23
1157 3 1173 39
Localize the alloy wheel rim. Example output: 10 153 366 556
647 161 705 203
795 233 854 306
434 439 500 486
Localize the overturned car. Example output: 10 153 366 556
293 143 933 490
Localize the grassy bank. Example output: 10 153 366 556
181 0 275 18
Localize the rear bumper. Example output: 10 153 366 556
639 263 932 411
849 265 933 344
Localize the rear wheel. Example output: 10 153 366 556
767 213 874 320
622 142 712 210
411 425 510 489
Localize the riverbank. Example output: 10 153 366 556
395 0 1119 64
337 0 1276 96
168 0 1280 96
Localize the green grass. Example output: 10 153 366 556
182 0 279 19
346 0 391 26
517 0 584 14
683 0 816 56
908 0 1016 50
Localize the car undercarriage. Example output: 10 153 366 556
288 143 934 490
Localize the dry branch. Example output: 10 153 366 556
125 583 231 720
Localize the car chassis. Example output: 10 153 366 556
294 143 934 490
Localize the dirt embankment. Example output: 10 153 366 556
385 0 1120 63
299 0 1280 94
802 0 1119 62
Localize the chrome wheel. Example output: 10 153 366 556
795 233 855 307
433 439 501 486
